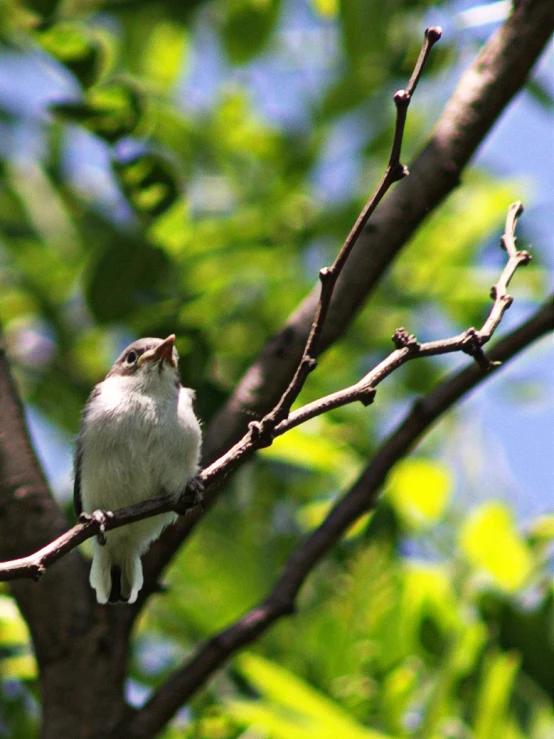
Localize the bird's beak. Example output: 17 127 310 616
138 335 177 368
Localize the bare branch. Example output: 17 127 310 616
0 487 199 582
147 3 554 597
0 203 534 597
198 202 531 475
252 27 441 439
480 201 532 342
204 0 554 464
0 26 442 584
124 296 554 739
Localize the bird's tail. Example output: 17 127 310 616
89 538 143 604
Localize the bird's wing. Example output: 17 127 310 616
73 437 83 517
74 386 101 517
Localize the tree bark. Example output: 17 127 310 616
0 331 130 737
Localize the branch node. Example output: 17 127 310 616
79 509 114 544
461 328 490 370
391 162 409 182
359 387 377 407
248 420 274 448
393 89 410 107
517 249 532 265
392 328 420 351
31 563 46 581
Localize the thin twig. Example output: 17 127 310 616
479 201 531 343
0 202 532 584
250 27 442 440
123 295 554 739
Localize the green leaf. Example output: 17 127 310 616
0 595 37 680
35 21 108 88
85 237 170 322
390 173 531 325
141 21 189 91
231 653 393 739
50 80 143 143
473 650 521 739
113 153 181 218
459 502 534 593
310 0 339 19
260 421 360 476
525 77 554 111
386 457 452 530
221 0 282 64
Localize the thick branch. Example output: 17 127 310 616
124 295 553 739
203 0 554 463
141 0 554 607
0 203 533 596
0 27 439 584
0 329 91 658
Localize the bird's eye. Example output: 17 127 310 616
126 350 138 365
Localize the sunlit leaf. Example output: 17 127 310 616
231 653 392 739
459 502 534 592
113 153 181 218
36 21 108 87
310 0 339 19
50 81 143 142
390 174 532 325
528 514 554 545
0 596 30 646
472 650 520 739
261 421 360 476
386 458 452 530
400 562 460 654
142 21 189 90
0 595 37 680
297 498 371 538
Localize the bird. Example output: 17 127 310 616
74 334 202 604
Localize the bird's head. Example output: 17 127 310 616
107 335 181 392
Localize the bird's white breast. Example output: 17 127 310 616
79 373 201 513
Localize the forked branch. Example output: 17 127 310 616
0 201 535 583
123 294 553 739
250 27 442 440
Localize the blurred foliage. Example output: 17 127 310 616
126 493 554 739
0 0 551 736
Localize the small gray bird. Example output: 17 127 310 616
74 335 202 604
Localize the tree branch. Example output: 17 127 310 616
0 327 91 660
140 1 554 609
0 26 439 583
123 294 553 739
253 27 441 437
143 0 553 600
202 0 554 464
0 202 536 593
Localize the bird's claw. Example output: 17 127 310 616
79 509 113 545
188 476 205 511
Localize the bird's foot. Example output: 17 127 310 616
174 476 205 514
79 509 113 545
189 476 205 511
